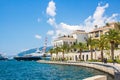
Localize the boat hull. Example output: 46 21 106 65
14 56 41 61
0 58 8 60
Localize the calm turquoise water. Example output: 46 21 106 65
0 60 113 80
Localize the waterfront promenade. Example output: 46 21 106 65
37 60 120 80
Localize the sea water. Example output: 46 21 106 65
0 60 114 80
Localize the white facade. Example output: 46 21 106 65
72 30 88 43
53 36 76 47
52 49 120 61
52 23 120 61
72 33 88 43
53 30 88 47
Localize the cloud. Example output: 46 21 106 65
46 0 56 17
59 23 81 31
106 13 119 22
92 3 109 26
35 34 42 39
47 30 54 36
46 2 120 41
83 3 119 31
47 18 57 28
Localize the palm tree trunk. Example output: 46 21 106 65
111 42 114 61
50 53 52 57
50 53 52 60
62 51 64 59
79 49 82 60
101 49 103 62
90 47 93 60
56 53 58 60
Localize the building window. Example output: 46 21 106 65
95 33 99 37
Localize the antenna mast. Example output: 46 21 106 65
42 37 47 53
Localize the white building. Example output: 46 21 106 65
53 35 76 47
52 23 120 61
52 30 88 61
53 30 88 48
72 30 88 43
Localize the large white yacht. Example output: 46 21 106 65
14 48 45 61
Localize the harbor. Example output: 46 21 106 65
0 60 114 80
0 0 120 80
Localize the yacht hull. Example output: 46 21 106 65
14 56 41 61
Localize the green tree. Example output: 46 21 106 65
85 37 96 60
104 29 120 61
60 44 69 59
75 42 86 60
54 47 61 60
95 35 108 61
49 48 54 57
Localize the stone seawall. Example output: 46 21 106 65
37 60 114 76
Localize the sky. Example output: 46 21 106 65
0 0 120 56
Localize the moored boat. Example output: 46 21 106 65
14 48 44 61
14 37 51 61
0 54 8 60
14 56 41 61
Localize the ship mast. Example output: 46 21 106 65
42 37 47 53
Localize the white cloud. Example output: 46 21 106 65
47 30 54 35
106 13 119 22
92 3 109 27
47 18 57 27
35 34 42 39
46 0 56 17
59 23 81 31
83 3 119 31
46 2 120 41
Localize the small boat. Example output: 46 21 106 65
0 54 8 60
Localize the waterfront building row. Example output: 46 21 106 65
52 22 120 61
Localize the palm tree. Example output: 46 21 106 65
75 42 86 60
104 29 120 61
49 48 54 57
60 44 69 60
85 37 96 60
54 47 61 60
96 35 108 61
70 42 76 52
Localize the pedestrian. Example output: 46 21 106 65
113 59 116 65
105 58 107 64
103 58 105 64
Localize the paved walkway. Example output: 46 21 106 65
38 60 120 80
89 62 120 72
38 60 120 75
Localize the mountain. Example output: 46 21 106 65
18 46 52 56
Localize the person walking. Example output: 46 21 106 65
113 59 116 65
